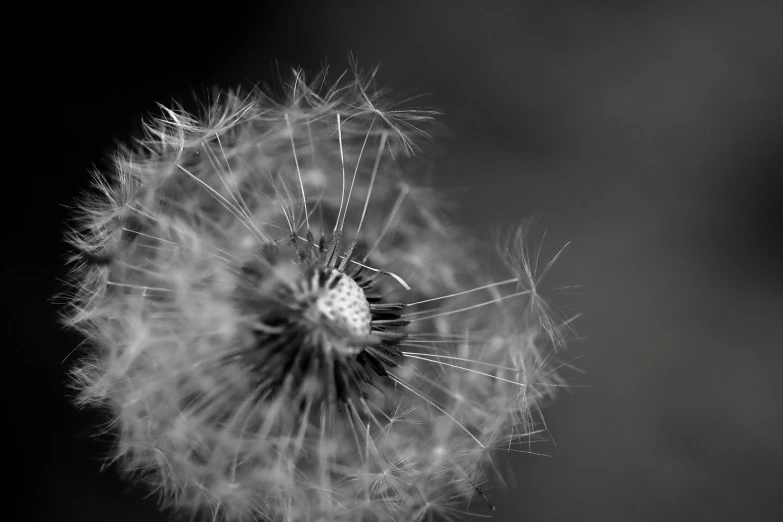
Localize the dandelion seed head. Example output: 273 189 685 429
312 269 372 338
61 64 576 521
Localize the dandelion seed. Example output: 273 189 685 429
61 65 576 521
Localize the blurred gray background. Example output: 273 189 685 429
19 0 782 520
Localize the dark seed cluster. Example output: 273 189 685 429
232 232 409 403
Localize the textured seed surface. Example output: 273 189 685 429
316 272 372 337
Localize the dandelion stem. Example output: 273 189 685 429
334 113 346 233
406 278 518 307
285 113 310 231
354 131 387 241
210 137 263 240
362 180 406 262
400 352 523 373
402 354 529 388
175 163 266 241
389 374 485 449
339 117 375 233
404 290 533 321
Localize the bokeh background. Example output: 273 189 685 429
14 1 782 520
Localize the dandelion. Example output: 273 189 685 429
61 65 575 522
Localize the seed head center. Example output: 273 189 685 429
315 271 372 338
